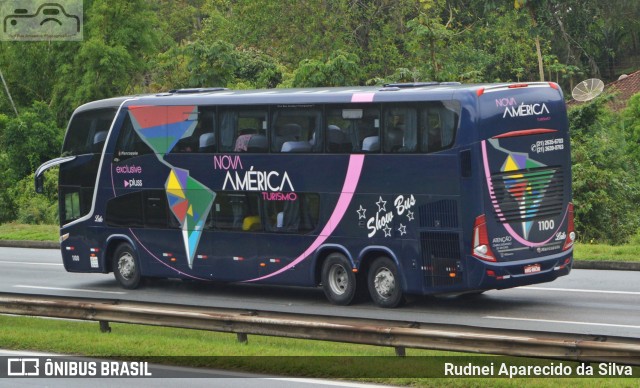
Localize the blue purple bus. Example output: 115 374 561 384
35 82 574 308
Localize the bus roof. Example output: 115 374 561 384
74 82 560 112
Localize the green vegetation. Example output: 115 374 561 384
1 1 640 243
0 314 637 386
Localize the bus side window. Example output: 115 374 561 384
383 107 417 153
106 191 144 228
326 125 351 153
420 102 459 153
423 112 443 153
220 109 268 153
271 108 321 153
106 190 177 229
326 106 380 153
207 193 262 231
262 193 319 233
196 109 216 153
144 190 178 229
166 107 215 154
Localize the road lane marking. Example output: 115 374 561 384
14 285 126 295
521 286 640 296
0 260 63 266
484 316 640 330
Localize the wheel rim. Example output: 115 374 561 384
117 252 136 280
373 267 395 298
327 264 349 296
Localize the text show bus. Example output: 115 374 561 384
36 82 574 308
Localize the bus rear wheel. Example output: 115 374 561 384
321 253 357 305
368 256 403 308
112 242 141 289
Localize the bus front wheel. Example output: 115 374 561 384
368 256 403 308
112 243 141 289
321 253 357 305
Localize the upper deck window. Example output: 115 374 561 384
418 101 460 153
114 114 153 159
62 108 117 155
383 106 418 153
271 107 322 153
220 108 269 153
169 107 216 154
326 106 380 153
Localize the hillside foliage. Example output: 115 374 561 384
0 0 639 243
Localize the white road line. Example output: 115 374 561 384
521 286 640 296
0 260 63 266
484 316 640 330
14 285 126 295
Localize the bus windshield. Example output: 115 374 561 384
62 108 117 156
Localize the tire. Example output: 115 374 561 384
112 242 142 289
367 256 403 308
321 253 357 305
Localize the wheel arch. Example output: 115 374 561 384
103 234 137 274
312 244 354 286
357 246 407 292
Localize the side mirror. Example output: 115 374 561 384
35 174 44 194
34 155 77 194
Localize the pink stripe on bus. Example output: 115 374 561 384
351 92 375 103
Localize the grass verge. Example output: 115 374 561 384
573 233 640 262
0 315 637 386
0 223 58 242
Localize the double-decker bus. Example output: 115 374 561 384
35 82 574 308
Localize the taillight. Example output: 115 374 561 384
472 215 497 262
563 203 575 251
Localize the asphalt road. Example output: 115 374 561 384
1 247 639 339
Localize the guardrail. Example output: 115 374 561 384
1 292 639 365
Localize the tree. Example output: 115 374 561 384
514 0 546 81
291 50 361 87
622 93 640 162
51 0 161 118
0 101 63 182
569 97 640 244
183 40 238 88
0 102 63 223
406 0 453 81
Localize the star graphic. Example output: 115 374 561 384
376 196 387 212
383 226 392 237
406 210 414 221
356 205 367 219
397 224 407 236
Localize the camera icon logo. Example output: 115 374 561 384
1 0 83 41
7 358 40 376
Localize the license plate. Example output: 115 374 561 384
524 264 541 274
